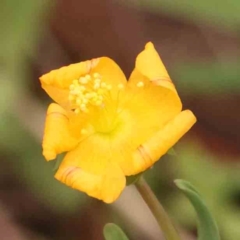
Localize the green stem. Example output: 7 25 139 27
135 176 181 240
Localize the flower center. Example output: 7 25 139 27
68 73 112 113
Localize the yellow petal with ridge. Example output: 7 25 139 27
42 103 79 160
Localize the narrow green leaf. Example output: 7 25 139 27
175 180 220 240
52 154 64 173
103 223 129 240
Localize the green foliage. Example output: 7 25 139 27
173 61 240 95
0 112 86 213
168 142 240 240
0 0 85 214
128 0 240 30
175 180 220 240
103 223 129 240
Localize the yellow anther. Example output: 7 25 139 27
82 98 89 104
70 89 77 95
101 82 107 88
81 128 88 135
85 74 91 81
85 93 92 99
98 95 103 101
81 107 89 113
79 77 88 84
137 81 144 87
73 79 78 85
68 72 109 113
68 95 75 101
94 78 101 84
95 100 102 106
80 103 86 109
91 92 97 98
93 72 101 78
76 98 81 105
94 82 100 89
117 83 124 89
69 84 75 90
106 85 112 90
79 86 86 91
97 89 104 95
74 108 80 114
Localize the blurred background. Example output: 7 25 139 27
1 0 240 239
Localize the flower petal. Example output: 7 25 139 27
40 61 92 107
116 84 182 174
129 42 177 93
42 103 79 161
54 133 126 203
40 57 127 108
132 110 196 174
90 57 127 103
91 57 127 86
55 165 125 203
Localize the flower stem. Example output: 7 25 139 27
135 176 181 240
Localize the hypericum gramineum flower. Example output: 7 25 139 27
40 42 196 203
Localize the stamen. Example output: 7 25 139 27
68 95 75 101
74 109 80 114
73 79 78 85
93 82 100 89
106 85 112 90
137 81 144 88
81 128 88 135
85 74 91 81
101 82 107 88
68 72 110 114
79 77 88 84
93 72 101 78
69 84 75 90
117 83 124 89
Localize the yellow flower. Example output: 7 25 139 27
40 42 196 203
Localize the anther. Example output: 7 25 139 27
80 103 86 109
93 73 101 78
93 82 100 89
106 85 112 90
68 72 109 113
95 100 102 106
101 82 107 88
81 128 88 135
117 83 124 89
137 81 144 87
68 95 75 101
79 77 88 84
79 86 86 91
76 98 81 105
69 84 75 90
73 79 78 85
85 74 91 81
74 109 80 114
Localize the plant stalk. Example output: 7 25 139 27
135 176 181 240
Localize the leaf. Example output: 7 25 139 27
175 179 220 240
52 154 65 173
103 223 129 240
